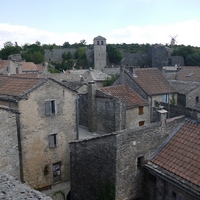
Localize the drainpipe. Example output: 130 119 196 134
16 112 24 182
76 95 79 140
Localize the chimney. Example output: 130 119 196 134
87 81 97 132
157 108 167 126
120 65 124 84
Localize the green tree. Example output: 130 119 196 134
62 41 70 48
107 44 122 64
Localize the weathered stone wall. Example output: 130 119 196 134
18 79 76 189
186 86 200 110
0 173 52 200
70 114 184 200
0 107 20 179
70 134 117 200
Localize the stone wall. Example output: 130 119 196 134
0 107 20 179
18 79 77 189
0 173 52 200
69 113 184 200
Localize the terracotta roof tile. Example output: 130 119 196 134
151 120 200 187
127 68 177 95
0 60 9 70
0 76 45 97
18 62 38 72
100 84 148 108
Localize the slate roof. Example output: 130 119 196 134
18 62 38 72
167 67 200 82
100 84 148 108
127 68 177 95
169 80 200 94
0 76 46 99
149 119 200 188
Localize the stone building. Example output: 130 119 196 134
93 36 107 71
0 76 77 189
113 67 178 121
69 110 184 200
145 118 200 200
0 107 20 179
0 60 22 74
95 84 149 132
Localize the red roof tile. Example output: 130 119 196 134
0 76 45 97
151 120 200 187
18 62 38 72
0 60 9 70
100 84 148 108
128 68 177 95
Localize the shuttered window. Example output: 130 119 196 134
45 100 56 115
138 106 144 115
49 134 58 148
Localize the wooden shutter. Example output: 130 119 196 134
45 101 52 115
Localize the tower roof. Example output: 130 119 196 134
93 36 106 41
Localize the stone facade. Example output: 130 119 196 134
93 36 107 71
0 78 77 189
0 107 20 179
69 112 184 200
18 79 77 189
0 60 22 74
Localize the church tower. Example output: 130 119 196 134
93 36 106 71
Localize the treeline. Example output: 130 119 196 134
1 41 200 72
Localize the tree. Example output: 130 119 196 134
107 44 122 64
62 42 70 48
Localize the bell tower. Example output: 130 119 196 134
93 36 106 71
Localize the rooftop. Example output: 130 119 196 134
150 119 200 188
100 84 148 108
127 68 177 95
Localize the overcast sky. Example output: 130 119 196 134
0 0 200 49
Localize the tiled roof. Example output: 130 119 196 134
36 64 45 73
100 84 148 108
127 68 177 95
0 60 9 70
0 76 46 98
169 80 200 94
18 62 38 72
167 67 200 82
151 119 200 187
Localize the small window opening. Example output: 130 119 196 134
172 191 177 200
101 41 104 45
49 134 58 148
97 41 99 45
137 156 144 168
196 96 199 103
45 100 56 115
139 121 145 126
138 106 144 115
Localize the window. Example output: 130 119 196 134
16 67 19 74
162 94 169 103
49 134 58 147
139 121 145 126
45 100 56 115
172 191 177 200
101 41 104 45
137 156 144 168
97 41 99 45
196 96 199 103
138 106 144 115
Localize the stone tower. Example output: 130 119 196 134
93 36 106 71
